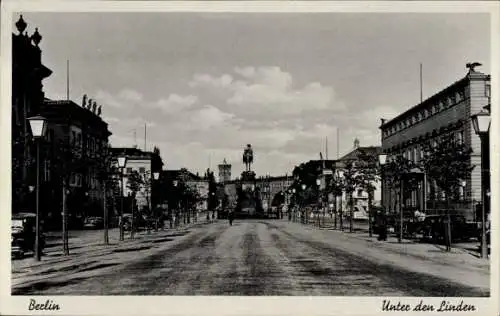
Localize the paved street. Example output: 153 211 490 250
12 219 489 296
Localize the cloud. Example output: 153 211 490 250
118 89 143 102
189 66 344 119
155 94 199 114
96 67 381 176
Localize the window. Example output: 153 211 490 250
71 131 76 146
459 186 465 200
450 95 456 105
44 160 50 182
357 189 363 197
139 167 146 174
456 130 464 144
458 90 465 100
486 84 491 98
413 147 418 163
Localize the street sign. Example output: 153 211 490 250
322 169 333 175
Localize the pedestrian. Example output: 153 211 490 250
228 210 234 226
378 212 388 241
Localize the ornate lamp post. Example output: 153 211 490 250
471 109 490 259
378 153 387 237
316 178 321 227
117 155 127 241
27 115 47 261
153 171 160 226
336 169 344 231
301 183 307 224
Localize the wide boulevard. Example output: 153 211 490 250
12 219 489 296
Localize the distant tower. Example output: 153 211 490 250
218 158 231 183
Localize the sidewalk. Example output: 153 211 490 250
285 216 489 272
11 213 214 289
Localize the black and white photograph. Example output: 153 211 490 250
1 1 498 315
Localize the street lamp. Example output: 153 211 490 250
27 115 47 261
471 109 491 259
117 155 127 241
378 153 388 237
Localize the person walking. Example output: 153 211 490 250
378 212 388 241
228 210 234 226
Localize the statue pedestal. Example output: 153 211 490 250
241 171 256 181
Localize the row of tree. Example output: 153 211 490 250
291 130 473 250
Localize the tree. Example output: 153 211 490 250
326 173 344 229
126 170 143 238
340 160 358 233
420 132 473 251
383 153 418 242
356 151 381 237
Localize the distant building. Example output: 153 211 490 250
337 140 382 219
110 147 163 212
218 158 231 183
161 169 209 211
12 15 52 213
379 67 491 221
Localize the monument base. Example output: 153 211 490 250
241 171 256 181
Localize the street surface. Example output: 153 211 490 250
12 219 489 296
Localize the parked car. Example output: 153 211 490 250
11 213 45 259
418 214 477 242
83 216 104 229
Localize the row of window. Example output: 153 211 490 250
70 131 104 157
387 130 464 163
126 167 147 174
383 90 466 138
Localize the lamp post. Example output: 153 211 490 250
336 169 344 231
316 178 321 227
27 115 47 261
471 109 491 259
378 154 387 238
117 155 127 241
292 188 297 222
301 183 306 224
153 171 160 229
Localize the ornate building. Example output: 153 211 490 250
379 66 491 221
12 15 52 212
39 97 112 228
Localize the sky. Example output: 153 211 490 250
14 12 490 178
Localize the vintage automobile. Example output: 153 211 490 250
418 214 478 242
83 216 104 229
11 213 45 259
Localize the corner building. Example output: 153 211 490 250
379 69 490 221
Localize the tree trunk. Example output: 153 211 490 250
445 195 452 252
62 180 69 255
103 181 109 245
339 195 343 231
130 198 135 239
368 189 373 237
334 195 337 229
349 194 354 233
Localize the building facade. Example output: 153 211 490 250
12 15 52 213
337 140 382 220
40 97 111 227
379 68 491 221
110 147 163 213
